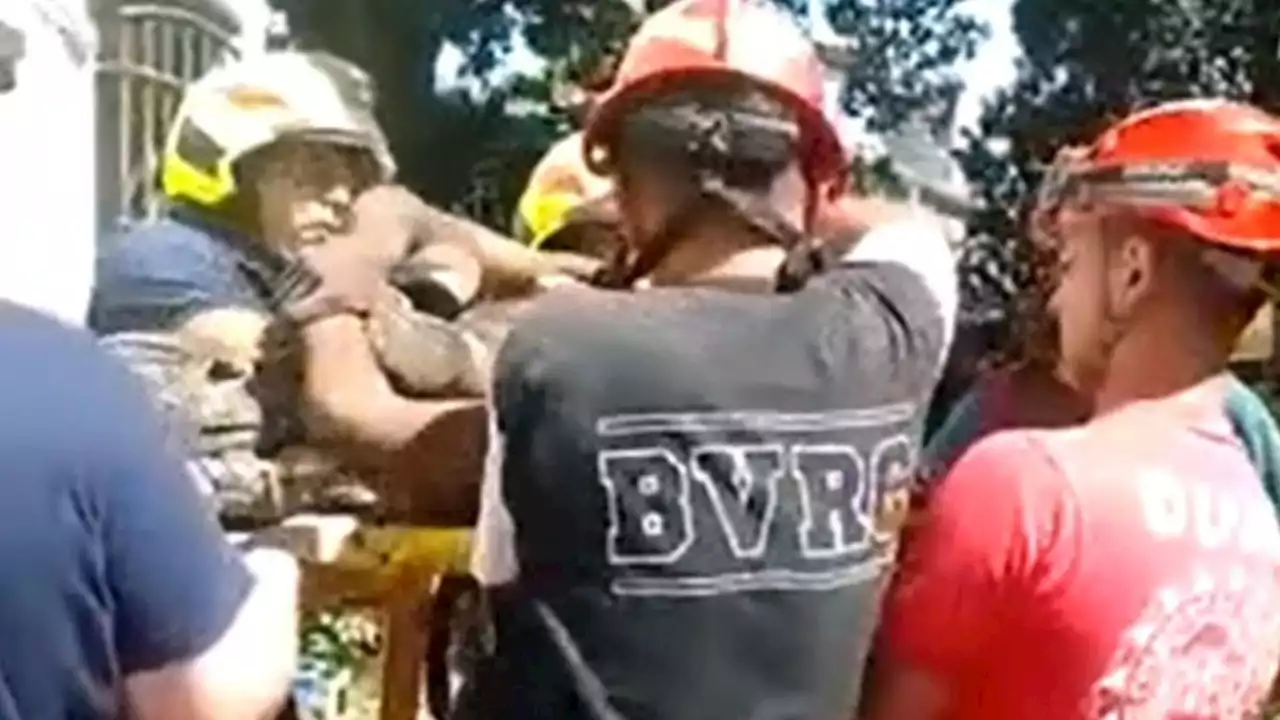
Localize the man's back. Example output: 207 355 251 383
472 229 954 720
882 390 1280 719
0 301 254 719
1042 403 1280 717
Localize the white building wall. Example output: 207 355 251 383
0 0 98 326
0 0 277 327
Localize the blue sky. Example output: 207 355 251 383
954 0 1018 130
437 0 1021 133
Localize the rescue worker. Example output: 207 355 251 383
0 303 300 720
281 0 955 717
922 148 1280 511
867 99 1280 719
90 49 579 525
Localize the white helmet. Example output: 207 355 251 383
160 50 395 209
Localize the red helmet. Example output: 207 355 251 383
582 0 844 188
1047 99 1280 254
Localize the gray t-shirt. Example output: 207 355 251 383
470 219 957 720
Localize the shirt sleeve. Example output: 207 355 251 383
471 394 519 586
470 322 538 587
840 217 959 370
877 430 1065 677
92 350 253 673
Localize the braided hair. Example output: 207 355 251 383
591 79 826 291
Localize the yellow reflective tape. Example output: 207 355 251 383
518 189 584 248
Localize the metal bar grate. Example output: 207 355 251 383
96 1 239 231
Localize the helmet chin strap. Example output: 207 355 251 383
590 183 704 289
589 173 822 290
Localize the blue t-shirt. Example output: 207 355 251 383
90 212 272 335
0 301 252 719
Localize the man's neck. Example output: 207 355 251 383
1090 325 1229 415
646 227 786 291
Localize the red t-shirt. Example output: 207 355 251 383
880 396 1280 719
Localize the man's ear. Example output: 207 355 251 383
1110 233 1156 317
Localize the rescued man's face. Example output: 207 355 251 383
253 140 368 248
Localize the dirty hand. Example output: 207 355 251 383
478 247 601 299
274 184 446 325
271 234 396 327
332 184 432 267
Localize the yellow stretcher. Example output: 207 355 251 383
235 516 473 720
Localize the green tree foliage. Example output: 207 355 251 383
958 0 1280 309
271 0 987 230
817 0 985 131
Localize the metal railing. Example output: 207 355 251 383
96 0 240 232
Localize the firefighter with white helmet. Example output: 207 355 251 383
158 49 395 217
94 44 604 524
91 48 522 527
90 49 400 524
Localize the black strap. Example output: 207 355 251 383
589 172 818 291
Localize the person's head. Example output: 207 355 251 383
579 0 845 290
160 50 394 251
1037 100 1280 402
